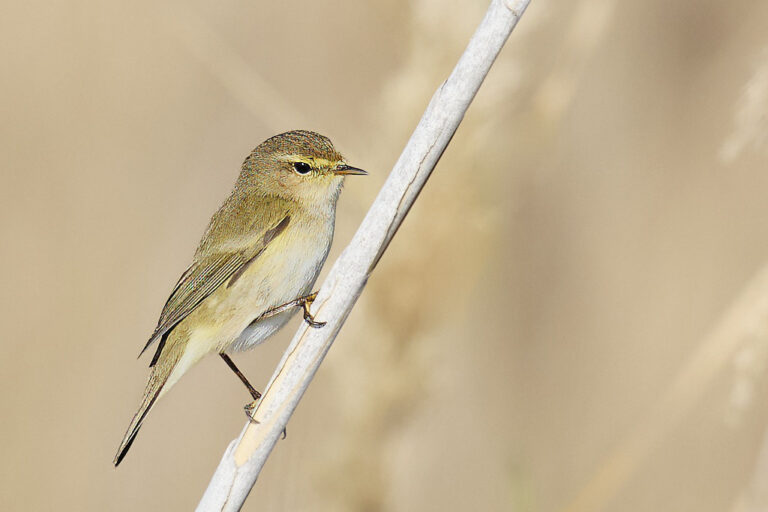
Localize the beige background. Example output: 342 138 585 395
3 0 768 510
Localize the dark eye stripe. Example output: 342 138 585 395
293 162 312 175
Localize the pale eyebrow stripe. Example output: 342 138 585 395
277 155 337 168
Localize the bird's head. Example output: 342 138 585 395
238 130 366 207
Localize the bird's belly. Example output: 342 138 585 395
213 227 331 352
229 309 294 352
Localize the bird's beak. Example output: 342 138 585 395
333 164 368 176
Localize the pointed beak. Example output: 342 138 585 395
333 164 368 176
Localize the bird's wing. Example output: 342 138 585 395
138 214 291 362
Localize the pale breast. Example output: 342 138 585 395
223 214 334 352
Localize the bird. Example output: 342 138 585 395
113 130 366 466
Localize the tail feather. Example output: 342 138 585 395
114 344 184 466
113 389 161 466
115 329 199 466
113 374 166 466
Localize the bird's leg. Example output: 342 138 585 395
220 353 261 400
219 352 292 434
256 297 305 320
220 353 262 422
256 292 326 328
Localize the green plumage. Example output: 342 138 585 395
114 130 365 466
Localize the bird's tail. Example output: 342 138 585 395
113 348 183 466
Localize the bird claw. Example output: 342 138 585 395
303 314 327 329
302 299 326 328
244 401 260 423
243 402 287 439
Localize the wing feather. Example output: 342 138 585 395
138 253 246 358
137 212 291 360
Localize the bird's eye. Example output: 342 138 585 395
293 162 312 175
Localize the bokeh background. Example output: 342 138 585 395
3 0 768 510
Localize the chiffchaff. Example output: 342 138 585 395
114 130 366 465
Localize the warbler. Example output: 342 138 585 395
114 130 366 466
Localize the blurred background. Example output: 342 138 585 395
2 0 768 510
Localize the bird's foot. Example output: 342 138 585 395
243 402 287 438
302 293 326 328
303 306 326 328
244 401 261 423
256 292 325 327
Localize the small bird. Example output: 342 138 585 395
114 130 366 466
